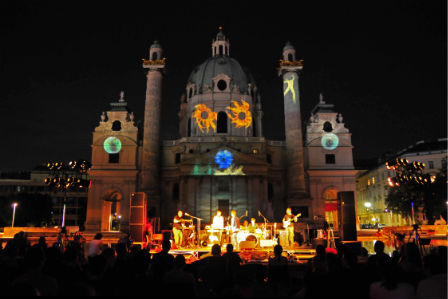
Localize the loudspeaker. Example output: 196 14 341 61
129 192 147 242
337 191 357 241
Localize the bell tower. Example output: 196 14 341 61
278 42 308 205
140 41 166 215
85 92 139 232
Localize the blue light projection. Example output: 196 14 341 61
215 150 233 169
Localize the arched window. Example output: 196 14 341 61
189 88 193 98
288 53 293 61
112 120 121 131
219 45 223 55
152 52 158 60
217 112 227 133
323 121 333 132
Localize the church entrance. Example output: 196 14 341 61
102 190 122 232
323 189 339 230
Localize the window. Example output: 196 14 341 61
323 121 333 132
428 161 434 169
109 153 119 163
112 121 121 131
219 45 223 55
189 88 193 98
175 153 181 164
152 52 158 60
217 112 227 133
217 80 227 91
288 53 293 61
325 154 335 164
267 153 272 164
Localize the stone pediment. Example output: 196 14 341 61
180 146 268 176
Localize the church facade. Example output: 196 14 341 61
85 29 358 232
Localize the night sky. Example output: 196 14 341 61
1 1 446 171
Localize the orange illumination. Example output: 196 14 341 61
192 104 217 133
226 100 252 128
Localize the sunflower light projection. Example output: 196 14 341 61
192 104 217 133
226 100 252 128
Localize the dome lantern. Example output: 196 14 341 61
212 27 230 57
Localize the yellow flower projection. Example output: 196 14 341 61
226 100 252 128
284 76 296 103
192 104 217 132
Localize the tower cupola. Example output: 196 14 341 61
282 41 296 62
212 27 230 57
149 40 163 61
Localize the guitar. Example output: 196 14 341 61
282 213 301 228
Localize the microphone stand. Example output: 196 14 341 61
258 211 269 239
185 213 203 248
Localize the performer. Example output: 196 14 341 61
282 208 301 248
229 210 240 248
173 210 185 248
212 210 224 229
211 210 224 245
248 217 258 233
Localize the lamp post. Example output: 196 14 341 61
11 202 18 227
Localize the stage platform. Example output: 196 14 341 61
149 245 316 264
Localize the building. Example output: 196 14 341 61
85 29 358 232
356 138 447 227
0 169 88 227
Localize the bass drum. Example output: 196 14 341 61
245 234 259 246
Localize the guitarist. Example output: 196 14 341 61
282 208 301 248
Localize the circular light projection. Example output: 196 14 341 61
215 150 233 169
321 133 339 150
103 137 122 154
226 100 252 128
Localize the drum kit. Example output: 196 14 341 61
203 224 276 248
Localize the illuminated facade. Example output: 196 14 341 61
356 138 447 227
85 29 359 231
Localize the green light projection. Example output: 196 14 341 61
103 137 122 154
321 133 339 150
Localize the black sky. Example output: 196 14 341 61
0 1 446 171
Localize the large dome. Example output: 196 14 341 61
188 56 255 94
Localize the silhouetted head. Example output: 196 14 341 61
211 244 221 256
374 240 385 254
162 240 171 252
94 233 103 240
174 254 186 269
274 244 283 257
315 245 326 256
226 243 234 253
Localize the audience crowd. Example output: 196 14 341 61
0 231 446 298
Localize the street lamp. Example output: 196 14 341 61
11 202 18 227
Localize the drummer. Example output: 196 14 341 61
248 217 258 233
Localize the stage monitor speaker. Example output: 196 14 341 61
129 192 147 243
337 191 357 241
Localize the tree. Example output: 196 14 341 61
385 158 447 224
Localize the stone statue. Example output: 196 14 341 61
119 91 125 102
129 112 135 121
101 112 106 122
337 113 343 123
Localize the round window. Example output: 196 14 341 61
217 80 227 91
